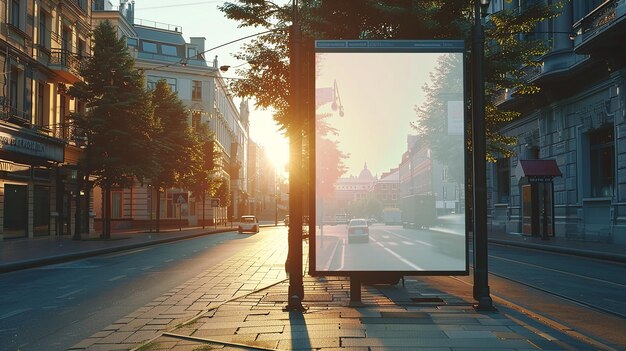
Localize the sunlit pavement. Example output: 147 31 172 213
66 227 595 351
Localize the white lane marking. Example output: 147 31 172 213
338 239 346 271
370 237 423 270
141 266 154 271
0 308 32 320
104 247 152 258
107 275 126 282
387 241 398 246
56 289 83 299
165 259 174 263
382 229 434 247
401 241 415 246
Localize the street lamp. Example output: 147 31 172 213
472 0 495 311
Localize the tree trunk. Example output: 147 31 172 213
202 189 206 229
156 188 161 233
73 170 83 240
104 182 112 239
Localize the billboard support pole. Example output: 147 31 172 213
349 275 362 305
472 0 495 311
285 0 305 312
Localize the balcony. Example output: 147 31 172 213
574 0 626 58
48 49 85 84
0 98 31 128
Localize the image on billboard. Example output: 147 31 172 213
314 40 467 274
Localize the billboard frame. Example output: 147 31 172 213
309 39 470 277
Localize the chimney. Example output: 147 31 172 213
190 37 206 55
213 55 218 68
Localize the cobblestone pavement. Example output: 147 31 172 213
68 231 288 351
67 230 597 351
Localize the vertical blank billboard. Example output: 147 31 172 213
313 40 468 275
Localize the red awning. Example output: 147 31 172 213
515 159 562 179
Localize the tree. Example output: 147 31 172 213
221 0 559 159
70 20 157 239
184 126 223 228
150 80 199 232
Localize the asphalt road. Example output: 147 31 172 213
316 223 466 272
0 228 272 351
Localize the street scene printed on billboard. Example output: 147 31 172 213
314 40 467 274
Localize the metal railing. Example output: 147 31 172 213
134 18 183 33
49 49 85 76
573 0 621 40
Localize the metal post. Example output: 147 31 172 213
285 0 304 311
542 183 549 240
350 275 362 305
472 0 495 311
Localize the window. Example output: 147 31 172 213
192 111 202 130
126 37 138 47
496 158 510 203
62 27 72 52
36 82 45 126
9 66 19 110
589 127 614 197
142 41 158 53
39 11 49 49
192 80 202 101
161 44 178 56
112 190 123 218
147 76 177 92
11 0 20 27
188 48 197 59
78 39 86 59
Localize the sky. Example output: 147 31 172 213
316 52 442 178
133 0 289 171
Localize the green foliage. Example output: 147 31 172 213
184 126 224 199
221 0 561 161
70 20 157 187
151 80 199 190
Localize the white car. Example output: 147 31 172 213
238 215 259 233
348 218 369 243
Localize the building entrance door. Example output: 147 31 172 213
521 182 554 237
4 184 28 238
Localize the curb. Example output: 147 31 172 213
0 228 233 274
489 238 626 264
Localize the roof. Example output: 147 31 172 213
515 159 562 179
134 26 186 45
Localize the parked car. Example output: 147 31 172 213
348 218 369 243
238 215 259 233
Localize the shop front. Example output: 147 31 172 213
0 124 64 240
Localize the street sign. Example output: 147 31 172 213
211 198 220 207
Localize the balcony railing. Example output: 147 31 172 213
48 49 86 82
574 0 621 40
0 97 31 128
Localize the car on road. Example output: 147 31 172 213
238 215 259 233
348 218 369 243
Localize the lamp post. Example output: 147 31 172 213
472 0 495 311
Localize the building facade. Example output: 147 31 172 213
487 0 626 244
1 0 94 241
92 1 249 229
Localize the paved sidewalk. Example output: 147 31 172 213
2 224 625 350
66 231 599 351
